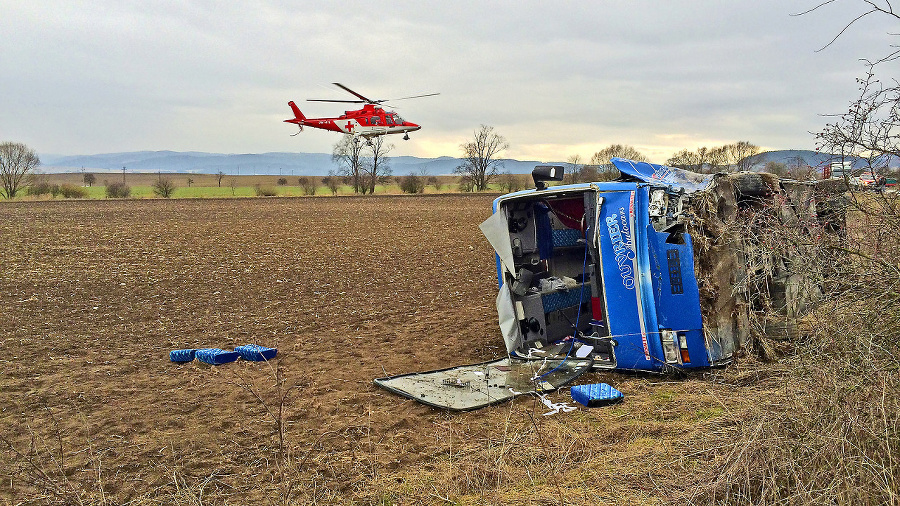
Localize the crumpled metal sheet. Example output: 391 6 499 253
374 356 593 411
611 157 715 193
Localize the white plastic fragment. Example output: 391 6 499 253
537 393 577 416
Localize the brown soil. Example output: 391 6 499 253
0 196 771 505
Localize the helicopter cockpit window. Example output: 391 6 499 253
385 115 395 126
393 114 405 124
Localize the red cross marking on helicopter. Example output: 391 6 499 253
345 121 354 132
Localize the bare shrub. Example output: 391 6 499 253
105 182 131 199
59 184 87 199
457 178 474 193
322 171 340 195
298 176 318 196
26 181 57 197
399 173 424 194
497 172 524 192
254 184 277 197
152 178 176 198
277 177 288 186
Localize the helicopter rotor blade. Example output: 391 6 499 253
333 83 379 104
391 92 440 101
307 85 439 107
307 99 366 104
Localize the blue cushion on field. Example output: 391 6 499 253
196 348 240 365
169 349 196 363
234 344 277 362
570 383 624 407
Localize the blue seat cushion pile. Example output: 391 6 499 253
169 344 277 365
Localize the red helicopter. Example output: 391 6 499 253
284 83 438 141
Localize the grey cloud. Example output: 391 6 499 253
0 1 895 160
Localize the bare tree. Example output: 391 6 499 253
455 125 509 192
363 136 393 194
216 170 226 187
564 154 601 183
0 142 40 199
589 144 649 165
587 144 648 180
566 154 583 183
666 149 701 170
83 172 96 187
696 147 710 172
727 141 761 171
667 147 718 173
332 135 367 193
799 1 900 58
819 66 899 170
707 145 729 172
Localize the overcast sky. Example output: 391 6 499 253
1 1 896 163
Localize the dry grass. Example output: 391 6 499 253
674 188 900 505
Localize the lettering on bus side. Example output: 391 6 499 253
605 207 635 290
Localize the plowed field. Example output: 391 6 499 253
0 196 764 505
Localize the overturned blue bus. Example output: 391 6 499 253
481 158 733 372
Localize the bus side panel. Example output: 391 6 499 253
597 189 659 370
647 227 710 368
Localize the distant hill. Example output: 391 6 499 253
41 148 895 177
38 150 553 176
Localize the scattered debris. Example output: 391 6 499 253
374 357 592 411
536 393 578 415
171 344 278 365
